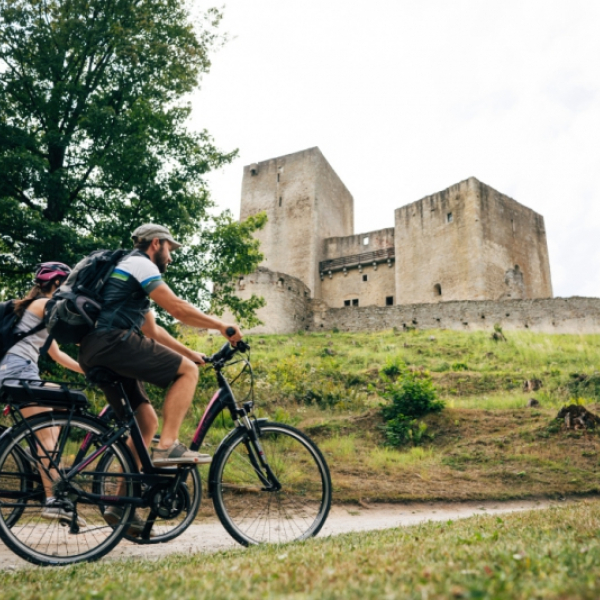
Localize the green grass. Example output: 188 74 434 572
35 328 600 503
3 500 600 599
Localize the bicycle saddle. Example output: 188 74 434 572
86 366 124 386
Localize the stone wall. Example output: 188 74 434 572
320 262 396 308
394 177 552 305
240 147 353 298
322 227 395 260
226 268 312 334
309 297 600 334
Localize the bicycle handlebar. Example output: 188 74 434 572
204 335 249 365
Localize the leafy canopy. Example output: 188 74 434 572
0 0 264 325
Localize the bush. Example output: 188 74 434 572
380 366 444 447
566 372 600 400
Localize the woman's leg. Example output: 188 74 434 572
20 405 58 499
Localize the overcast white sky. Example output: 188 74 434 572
191 0 600 298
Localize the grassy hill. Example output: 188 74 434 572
90 328 600 503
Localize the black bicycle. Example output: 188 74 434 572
0 339 332 566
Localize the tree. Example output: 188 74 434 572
0 0 265 325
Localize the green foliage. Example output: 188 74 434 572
566 372 600 401
380 364 444 446
0 0 263 324
451 362 469 371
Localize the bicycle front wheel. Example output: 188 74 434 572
0 414 135 566
211 421 332 545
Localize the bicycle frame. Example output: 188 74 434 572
1 343 281 515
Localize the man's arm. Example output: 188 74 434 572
141 310 207 363
148 283 242 343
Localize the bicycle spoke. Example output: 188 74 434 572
213 422 331 545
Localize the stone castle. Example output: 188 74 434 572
230 147 599 335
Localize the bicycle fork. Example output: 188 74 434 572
240 418 281 492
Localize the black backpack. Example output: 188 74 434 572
44 249 130 345
0 299 47 362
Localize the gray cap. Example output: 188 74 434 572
131 224 182 249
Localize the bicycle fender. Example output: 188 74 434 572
207 418 269 498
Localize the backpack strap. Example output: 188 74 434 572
12 321 46 344
39 333 53 357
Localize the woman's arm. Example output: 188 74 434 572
47 341 84 374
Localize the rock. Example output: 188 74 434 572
527 398 540 407
556 404 600 430
523 379 542 392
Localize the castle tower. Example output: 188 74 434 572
394 177 553 304
240 147 354 298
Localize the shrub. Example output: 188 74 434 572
380 368 444 447
566 372 600 401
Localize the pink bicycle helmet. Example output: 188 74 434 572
35 262 72 283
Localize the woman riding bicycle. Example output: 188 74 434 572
0 262 84 523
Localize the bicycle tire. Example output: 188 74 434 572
211 421 332 546
0 414 136 566
96 452 202 545
0 440 40 527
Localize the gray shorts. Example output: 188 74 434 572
0 354 40 386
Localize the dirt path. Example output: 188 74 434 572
0 498 571 570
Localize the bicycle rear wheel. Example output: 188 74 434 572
0 439 41 527
0 414 135 566
211 421 332 545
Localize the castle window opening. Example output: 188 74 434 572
363 236 369 245
352 299 359 307
344 300 351 307
278 196 282 207
434 283 442 296
362 274 368 282
447 212 453 223
277 278 284 287
386 296 393 306
277 173 280 182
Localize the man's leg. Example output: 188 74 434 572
157 357 198 449
126 402 159 468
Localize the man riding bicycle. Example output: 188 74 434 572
78 224 242 467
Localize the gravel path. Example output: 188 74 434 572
0 498 567 570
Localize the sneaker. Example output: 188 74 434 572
151 441 211 465
104 506 156 538
42 500 87 528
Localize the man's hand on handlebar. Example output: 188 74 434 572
190 351 207 365
221 324 242 345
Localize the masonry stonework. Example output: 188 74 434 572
394 177 552 304
309 297 600 335
232 148 596 335
232 268 312 335
240 147 353 300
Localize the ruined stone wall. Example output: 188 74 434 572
224 268 312 334
319 227 396 308
475 181 553 299
394 177 553 305
240 147 353 298
309 297 600 334
323 227 395 260
320 262 396 308
395 178 483 304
